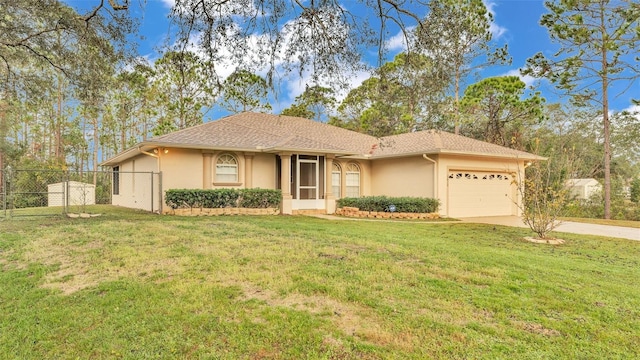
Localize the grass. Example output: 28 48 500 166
560 217 640 229
1 205 639 359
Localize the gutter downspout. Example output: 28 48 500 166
422 154 438 205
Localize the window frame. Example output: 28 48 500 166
345 162 361 198
331 162 341 199
214 153 240 184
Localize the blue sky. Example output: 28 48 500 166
65 0 638 117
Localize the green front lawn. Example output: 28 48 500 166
1 206 639 359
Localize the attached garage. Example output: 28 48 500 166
447 171 516 218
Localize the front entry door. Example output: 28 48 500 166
292 155 325 210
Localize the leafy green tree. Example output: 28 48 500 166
460 76 545 149
281 104 314 120
531 104 639 182
153 51 218 134
630 178 640 203
0 0 133 188
523 0 640 219
416 0 511 134
111 66 156 150
610 110 640 172
0 0 133 81
333 53 450 136
281 85 336 122
219 70 271 114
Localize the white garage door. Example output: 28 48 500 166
448 171 514 218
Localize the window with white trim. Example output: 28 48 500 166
332 163 341 198
345 163 360 198
215 154 238 182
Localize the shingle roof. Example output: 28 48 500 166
102 112 542 165
148 112 376 153
374 130 540 159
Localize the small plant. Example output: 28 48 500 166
515 140 578 239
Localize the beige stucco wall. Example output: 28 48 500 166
370 156 435 198
251 153 277 189
438 155 525 217
160 148 204 190
112 153 160 212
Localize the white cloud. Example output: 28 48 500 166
385 27 415 52
489 22 507 39
484 0 507 39
282 68 371 103
159 0 175 8
501 69 536 87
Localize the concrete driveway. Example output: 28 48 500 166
459 216 640 241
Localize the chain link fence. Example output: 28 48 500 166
1 168 161 218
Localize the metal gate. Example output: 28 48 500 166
1 167 162 219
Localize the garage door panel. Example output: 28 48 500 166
448 171 514 217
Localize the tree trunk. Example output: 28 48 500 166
92 111 99 186
56 72 64 162
80 117 86 178
0 96 5 194
454 69 461 135
600 7 611 220
602 76 611 219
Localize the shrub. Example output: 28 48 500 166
238 189 281 208
337 196 439 213
631 178 640 203
165 188 281 209
563 179 640 221
564 197 640 221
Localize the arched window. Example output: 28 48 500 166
332 163 341 198
215 154 238 182
345 163 360 198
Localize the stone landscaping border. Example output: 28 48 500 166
335 206 439 220
169 207 280 216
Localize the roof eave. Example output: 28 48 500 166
361 149 546 161
100 147 144 167
437 149 546 161
99 141 365 166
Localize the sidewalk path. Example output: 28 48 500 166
458 216 640 241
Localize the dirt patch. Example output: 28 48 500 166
237 282 415 350
514 321 562 337
524 237 565 245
